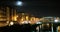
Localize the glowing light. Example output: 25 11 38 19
16 1 23 6
21 18 24 21
6 21 9 24
26 16 29 21
10 22 14 25
21 21 28 24
36 22 42 24
54 17 60 22
35 18 40 22
57 26 60 30
47 24 49 26
13 15 18 21
14 16 17 21
17 15 18 17
30 17 36 24
54 20 59 22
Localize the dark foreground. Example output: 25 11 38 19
0 23 56 32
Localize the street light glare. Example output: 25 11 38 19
54 20 59 22
16 1 22 6
10 22 14 25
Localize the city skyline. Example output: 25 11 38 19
0 0 60 17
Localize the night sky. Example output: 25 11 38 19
0 0 60 17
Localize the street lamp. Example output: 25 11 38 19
54 20 59 22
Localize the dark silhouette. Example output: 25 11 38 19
0 22 42 32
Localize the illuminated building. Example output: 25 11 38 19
0 7 8 27
0 7 7 21
17 13 30 24
0 6 18 26
11 9 17 21
30 17 36 24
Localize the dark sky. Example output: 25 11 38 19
0 0 60 17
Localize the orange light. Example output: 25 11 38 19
26 16 29 21
30 17 36 24
13 15 18 21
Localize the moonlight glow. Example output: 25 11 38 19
16 1 23 6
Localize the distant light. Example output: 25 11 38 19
17 15 18 17
54 20 59 22
16 1 23 6
6 21 9 24
36 22 42 24
47 23 49 26
22 21 28 24
13 16 17 21
10 22 14 25
58 26 60 30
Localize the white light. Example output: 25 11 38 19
10 22 14 25
16 1 22 6
21 21 29 24
36 27 39 31
29 21 31 23
54 20 59 22
36 22 42 24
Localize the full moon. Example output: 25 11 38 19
16 1 23 6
